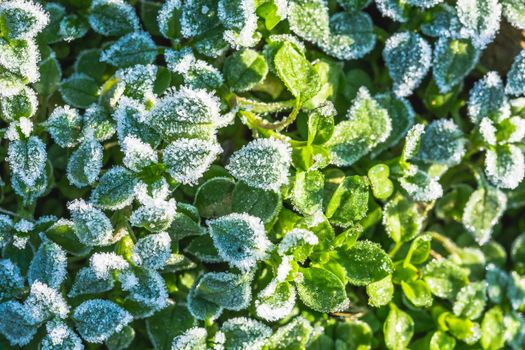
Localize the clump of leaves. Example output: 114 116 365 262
1 0 525 349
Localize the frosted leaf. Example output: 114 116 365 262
433 37 480 93
100 32 157 68
223 48 268 92
218 0 258 48
402 123 425 161
59 73 99 109
486 264 509 303
1 86 38 121
0 301 37 346
337 0 371 10
0 259 24 302
179 0 222 41
68 267 115 298
122 136 158 172
226 137 292 191
0 215 14 250
453 282 487 320
165 48 195 74
46 105 83 148
67 136 103 188
366 275 394 307
7 136 47 187
415 119 467 166
267 317 313 349
11 168 48 205
508 272 525 310
114 98 160 148
383 32 432 97
372 93 415 156
73 299 133 343
68 199 114 246
187 284 224 321
320 12 376 61
255 280 296 321
191 272 252 311
278 228 318 256
468 71 510 124
25 281 69 322
59 14 89 42
405 0 443 8
171 327 207 350
0 0 49 40
130 198 177 232
163 138 222 185
89 252 129 279
90 166 138 210
28 238 67 289
208 213 271 270
462 186 507 245
131 232 172 269
288 0 329 45
88 0 140 36
184 60 224 90
157 0 182 39
123 268 168 318
326 87 392 166
83 104 116 142
503 0 525 30
116 64 157 101
506 49 525 96
146 86 221 141
420 4 462 37
134 178 170 204
40 320 84 350
375 0 410 23
485 144 525 189
504 311 525 349
221 317 272 350
456 0 501 49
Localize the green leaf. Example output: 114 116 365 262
337 240 393 286
405 233 432 265
335 320 373 349
296 266 348 313
383 303 414 350
75 49 107 81
401 280 433 308
191 272 252 311
383 193 424 243
366 275 394 307
462 186 507 245
445 313 481 345
59 73 99 108
274 41 320 102
267 317 313 350
221 317 272 350
106 326 134 350
325 175 369 228
224 49 268 92
326 87 391 166
480 306 505 349
423 259 469 299
184 235 223 263
430 331 456 350
33 54 62 98
291 170 324 216
453 282 487 320
146 302 197 350
90 166 138 210
232 181 282 223
100 31 157 68
88 0 140 36
433 37 480 93
194 177 235 218
45 219 91 257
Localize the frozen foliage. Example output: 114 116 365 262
375 0 409 23
7 136 46 187
468 72 510 124
100 32 157 68
72 299 133 343
383 32 432 97
68 199 114 246
131 232 172 269
116 65 157 101
28 238 67 289
1 86 38 121
218 0 259 48
163 138 222 185
46 105 83 148
506 49 525 96
221 317 272 350
226 137 292 191
0 0 49 40
130 198 177 232
456 0 501 49
327 87 392 166
122 268 169 318
208 213 271 270
67 136 103 188
255 281 296 321
122 136 158 172
88 0 140 36
89 252 129 279
40 320 84 350
171 327 207 350
503 0 525 30
147 86 221 141
415 119 467 166
278 228 319 255
0 259 24 301
68 267 115 298
420 4 462 37
25 281 69 322
157 0 182 39
0 301 38 346
90 166 138 210
485 144 525 189
406 0 444 8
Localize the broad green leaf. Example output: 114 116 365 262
221 317 272 350
445 313 481 344
401 280 433 308
101 31 157 68
146 302 197 350
224 49 268 92
194 177 235 218
366 275 394 307
88 0 140 36
383 304 414 350
59 73 99 108
430 331 456 350
485 144 525 190
423 259 469 299
90 166 138 210
267 317 313 350
232 181 281 223
383 193 424 243
291 170 324 215
296 266 348 312
453 282 487 320
325 175 369 228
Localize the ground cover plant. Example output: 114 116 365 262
1 0 525 349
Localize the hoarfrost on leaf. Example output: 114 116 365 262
88 0 140 37
0 301 38 346
121 136 158 172
485 144 525 189
221 317 272 350
7 136 47 187
0 0 49 40
100 31 157 68
40 320 84 350
25 281 69 322
131 232 172 269
506 49 525 96
67 136 103 188
456 0 501 49
468 71 510 124
28 238 67 289
171 327 207 350
89 252 129 279
68 199 114 246
415 119 467 166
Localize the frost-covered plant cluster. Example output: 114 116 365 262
1 0 525 349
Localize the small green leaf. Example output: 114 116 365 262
326 175 369 228
90 166 138 210
383 193 424 243
296 266 348 312
194 177 235 218
401 280 433 308
366 275 394 307
59 73 99 108
232 181 282 223
423 259 469 299
224 49 268 92
383 303 414 350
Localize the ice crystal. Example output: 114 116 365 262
147 86 221 141
171 327 207 350
46 105 83 148
121 136 158 172
68 199 114 246
89 252 129 279
116 64 157 101
25 281 69 322
420 4 462 37
130 198 177 232
375 0 409 23
468 71 510 124
406 0 443 8
278 228 319 255
226 137 292 191
506 49 525 96
208 213 271 271
28 238 67 289
416 119 467 166
157 0 182 39
114 97 160 147
40 320 84 350
221 317 272 350
72 299 133 343
131 232 172 269
383 32 432 97
255 281 296 321
1 86 38 121
0 0 49 40
218 0 258 49
485 144 525 189
163 138 222 185
456 0 501 49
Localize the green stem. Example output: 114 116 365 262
430 231 461 255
